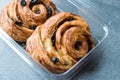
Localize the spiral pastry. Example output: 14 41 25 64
26 12 95 73
0 0 57 42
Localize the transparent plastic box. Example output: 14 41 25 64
0 0 112 80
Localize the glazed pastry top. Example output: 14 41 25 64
0 0 57 42
26 12 95 73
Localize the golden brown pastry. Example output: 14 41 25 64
26 12 95 73
0 0 57 42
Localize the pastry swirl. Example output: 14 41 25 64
0 0 57 42
26 12 95 73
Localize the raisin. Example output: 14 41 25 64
52 57 59 63
35 10 40 14
47 7 52 17
31 0 38 4
29 25 37 30
15 22 23 26
51 35 56 46
20 0 26 6
68 17 74 21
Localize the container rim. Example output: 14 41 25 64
0 23 109 76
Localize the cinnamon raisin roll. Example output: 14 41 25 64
26 12 95 73
0 0 57 42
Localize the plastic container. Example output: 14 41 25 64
0 0 112 80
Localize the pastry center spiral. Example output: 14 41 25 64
74 41 82 50
26 12 95 73
29 1 52 17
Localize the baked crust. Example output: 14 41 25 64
26 12 95 73
0 0 57 42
